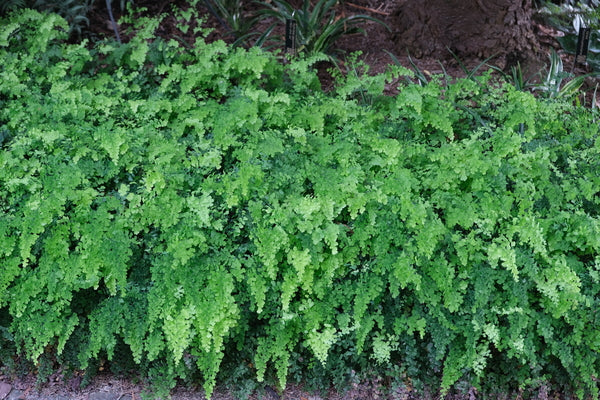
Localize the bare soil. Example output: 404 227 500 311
85 0 595 80
1 369 426 400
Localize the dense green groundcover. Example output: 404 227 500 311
1 8 600 399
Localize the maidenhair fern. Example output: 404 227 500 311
1 8 599 400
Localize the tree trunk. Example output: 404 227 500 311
390 0 542 69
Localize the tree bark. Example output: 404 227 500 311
390 0 541 68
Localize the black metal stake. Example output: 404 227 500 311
573 27 591 71
285 18 297 55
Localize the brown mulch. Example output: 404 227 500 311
84 0 598 99
1 371 419 400
85 0 593 79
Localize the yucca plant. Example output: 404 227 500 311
535 49 588 98
486 61 542 92
485 50 590 98
503 62 541 92
256 0 388 56
203 0 272 47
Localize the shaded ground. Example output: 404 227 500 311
1 371 421 400
85 0 598 98
86 0 594 79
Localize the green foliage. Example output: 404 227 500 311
108 0 134 13
202 0 269 48
491 50 592 99
392 48 591 102
539 1 600 31
0 0 94 38
535 49 589 97
0 0 135 40
538 1 600 72
1 0 27 13
256 0 388 56
2 8 600 400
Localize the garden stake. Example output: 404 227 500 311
285 17 297 55
574 26 591 69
